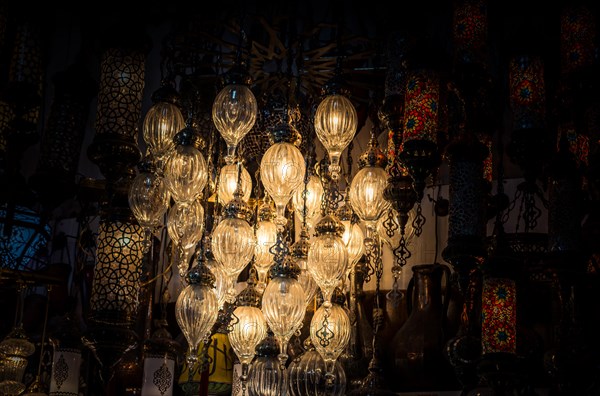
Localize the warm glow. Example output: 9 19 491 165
293 174 324 228
217 163 252 203
164 144 208 203
307 231 348 304
309 303 351 381
228 306 268 365
143 101 185 160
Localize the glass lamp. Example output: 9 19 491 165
228 276 268 393
288 337 347 396
142 82 185 162
261 255 306 368
376 208 415 250
349 131 390 245
314 94 358 180
0 328 35 396
260 122 306 227
247 332 286 396
290 227 318 307
212 70 258 165
217 162 252 204
166 199 204 277
128 158 171 247
163 125 208 204
175 264 219 370
309 291 351 388
481 277 517 355
293 173 324 230
307 215 348 305
254 201 278 290
211 192 255 303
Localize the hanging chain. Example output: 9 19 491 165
372 237 384 335
316 307 333 348
382 208 398 239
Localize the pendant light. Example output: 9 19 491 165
212 66 258 165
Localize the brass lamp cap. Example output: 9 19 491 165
314 214 345 237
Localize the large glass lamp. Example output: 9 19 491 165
212 69 258 165
175 264 219 370
247 332 286 396
167 199 205 277
314 94 358 180
228 276 268 393
260 122 306 227
261 255 306 368
349 131 390 244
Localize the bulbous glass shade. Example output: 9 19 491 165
261 276 306 364
376 208 415 249
211 218 255 299
260 142 306 225
175 283 219 361
143 101 185 159
342 221 365 270
307 234 348 303
229 306 268 365
248 354 286 396
310 304 351 380
349 166 391 230
207 261 229 309
296 255 318 307
293 174 324 228
313 94 357 179
128 170 170 230
212 84 258 164
167 200 204 250
288 341 347 396
254 219 278 284
164 144 208 203
217 163 252 204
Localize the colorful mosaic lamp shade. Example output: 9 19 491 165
509 55 546 131
453 0 488 64
560 5 597 76
403 69 440 144
481 277 517 355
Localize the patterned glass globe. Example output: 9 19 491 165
288 338 347 396
376 208 415 249
166 200 204 251
128 170 170 231
349 165 390 239
260 142 306 226
307 219 348 304
212 84 258 164
293 173 324 229
143 101 185 160
211 218 255 301
254 219 278 286
261 275 306 366
228 306 268 365
164 144 207 203
217 163 252 204
313 94 357 180
175 282 219 365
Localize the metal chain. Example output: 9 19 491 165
412 202 425 237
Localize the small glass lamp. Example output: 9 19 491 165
261 254 306 368
128 157 171 248
163 124 208 204
349 130 390 245
260 122 306 227
314 92 358 181
142 81 185 162
293 173 324 230
217 162 252 204
307 215 348 305
247 332 286 396
211 190 256 303
166 199 204 277
310 290 351 388
212 68 258 165
175 264 219 372
290 227 318 307
228 275 268 394
253 200 278 290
